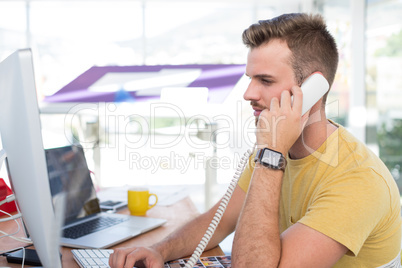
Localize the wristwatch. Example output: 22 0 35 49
254 148 287 171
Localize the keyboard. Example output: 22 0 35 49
72 249 113 268
63 216 128 239
72 249 232 268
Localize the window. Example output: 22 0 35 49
0 2 26 57
366 0 402 188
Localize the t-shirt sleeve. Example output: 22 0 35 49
298 168 392 256
237 154 255 192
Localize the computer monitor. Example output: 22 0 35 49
0 49 62 268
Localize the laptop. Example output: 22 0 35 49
45 145 166 249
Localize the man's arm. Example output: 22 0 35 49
232 164 283 266
109 185 246 268
154 185 246 261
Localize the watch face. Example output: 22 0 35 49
255 148 286 170
262 149 281 166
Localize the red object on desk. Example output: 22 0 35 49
0 178 18 215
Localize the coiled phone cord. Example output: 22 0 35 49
184 147 254 268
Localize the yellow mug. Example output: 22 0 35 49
127 187 158 216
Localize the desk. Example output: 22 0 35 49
0 197 224 267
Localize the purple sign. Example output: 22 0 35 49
43 64 246 104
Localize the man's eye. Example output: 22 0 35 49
261 79 273 85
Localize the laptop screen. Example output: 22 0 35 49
45 145 100 224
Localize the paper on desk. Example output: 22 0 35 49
97 185 188 207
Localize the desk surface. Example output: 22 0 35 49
0 196 224 267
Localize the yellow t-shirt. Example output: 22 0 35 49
238 123 402 267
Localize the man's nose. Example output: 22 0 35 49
243 81 260 101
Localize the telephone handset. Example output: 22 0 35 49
184 73 330 267
300 72 330 115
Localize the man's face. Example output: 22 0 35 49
243 39 296 122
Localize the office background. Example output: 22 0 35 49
0 0 401 210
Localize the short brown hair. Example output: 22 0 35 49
242 13 338 101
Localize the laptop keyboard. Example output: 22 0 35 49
64 216 129 239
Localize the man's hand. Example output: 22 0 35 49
108 247 164 268
255 85 308 155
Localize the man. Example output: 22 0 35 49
109 13 401 267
